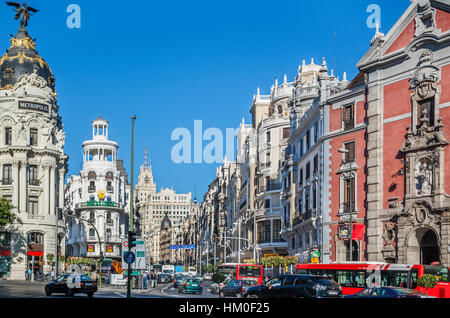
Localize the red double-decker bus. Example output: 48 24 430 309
294 263 450 298
218 263 264 285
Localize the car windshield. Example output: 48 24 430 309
56 275 69 282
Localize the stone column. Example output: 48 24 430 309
43 164 50 214
12 161 20 212
58 168 65 209
366 71 384 262
19 161 27 213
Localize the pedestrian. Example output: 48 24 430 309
25 269 28 281
28 268 32 281
91 269 97 282
51 269 55 281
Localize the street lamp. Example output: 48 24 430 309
127 115 136 299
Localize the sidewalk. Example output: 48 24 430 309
99 283 169 295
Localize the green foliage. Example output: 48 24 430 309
46 254 54 261
212 272 226 284
417 274 438 289
0 198 20 228
261 256 298 267
203 264 218 273
66 257 95 265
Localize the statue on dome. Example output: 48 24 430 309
5 2 39 29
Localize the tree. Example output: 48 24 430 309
417 274 438 297
0 198 20 228
212 272 226 298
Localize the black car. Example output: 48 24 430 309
173 274 189 288
221 279 260 298
344 287 430 298
45 274 98 297
243 275 342 298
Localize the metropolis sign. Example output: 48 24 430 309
18 101 49 113
86 200 116 207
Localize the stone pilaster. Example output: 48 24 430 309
365 74 384 262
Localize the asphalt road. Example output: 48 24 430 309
0 279 221 299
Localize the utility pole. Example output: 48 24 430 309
55 207 59 276
127 115 136 299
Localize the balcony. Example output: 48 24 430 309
106 219 113 226
29 179 40 186
344 119 354 131
293 209 317 227
342 202 356 214
107 186 114 192
1 178 12 185
88 186 96 193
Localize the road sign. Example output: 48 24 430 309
311 258 319 264
311 251 321 258
169 244 196 250
122 238 146 270
124 252 136 264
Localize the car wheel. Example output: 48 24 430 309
247 293 259 298
236 293 242 298
45 287 52 296
87 292 94 298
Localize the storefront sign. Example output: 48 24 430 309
86 200 116 207
106 245 113 253
87 245 95 252
18 101 49 113
27 251 43 257
338 225 350 240
264 253 279 258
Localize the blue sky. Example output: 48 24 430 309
0 0 410 201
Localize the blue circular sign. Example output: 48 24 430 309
124 251 136 264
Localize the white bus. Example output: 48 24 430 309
188 266 197 276
162 265 175 275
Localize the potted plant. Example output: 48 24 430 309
417 274 437 298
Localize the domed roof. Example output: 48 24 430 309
160 213 172 231
0 28 54 91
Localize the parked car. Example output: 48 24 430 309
178 277 203 294
45 274 98 297
220 279 260 298
210 277 232 294
344 287 432 298
243 275 342 298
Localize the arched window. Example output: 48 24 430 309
88 171 97 180
89 212 95 221
27 232 44 245
89 228 95 238
106 172 114 180
106 212 111 220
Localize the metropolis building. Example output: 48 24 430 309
0 18 68 279
64 118 130 261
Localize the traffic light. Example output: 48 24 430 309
57 208 63 220
128 231 137 249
